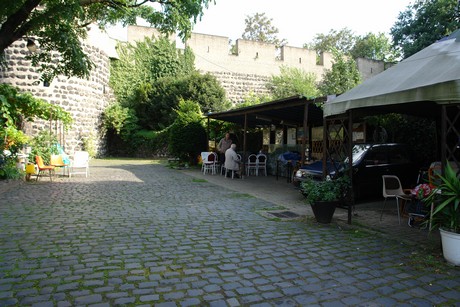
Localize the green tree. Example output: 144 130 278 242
304 28 356 54
319 50 361 96
236 91 272 108
390 0 460 59
102 103 138 141
132 72 227 130
168 100 207 164
267 66 319 99
110 37 196 105
350 32 400 62
0 0 212 82
242 12 287 46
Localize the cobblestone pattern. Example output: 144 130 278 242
0 159 459 306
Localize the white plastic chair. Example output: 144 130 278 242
69 151 90 178
202 152 217 175
380 175 412 225
256 153 267 176
201 152 210 173
246 154 257 176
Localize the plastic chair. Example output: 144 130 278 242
256 153 267 176
50 154 69 177
246 154 257 176
201 152 209 173
380 175 412 225
202 152 217 175
35 155 55 181
69 151 89 178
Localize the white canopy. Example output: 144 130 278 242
324 29 460 117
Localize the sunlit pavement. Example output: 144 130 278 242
0 159 459 306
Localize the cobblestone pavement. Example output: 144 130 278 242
0 159 459 307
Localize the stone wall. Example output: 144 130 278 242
210 72 270 103
0 37 114 156
128 25 386 104
128 26 335 104
356 58 386 81
0 25 388 157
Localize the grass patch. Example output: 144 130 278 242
259 206 286 211
406 247 449 273
192 178 207 183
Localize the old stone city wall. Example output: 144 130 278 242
0 36 115 156
1 25 386 157
185 32 333 103
128 26 386 104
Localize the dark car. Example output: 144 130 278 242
293 143 420 199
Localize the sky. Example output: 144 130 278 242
106 0 414 48
191 0 414 47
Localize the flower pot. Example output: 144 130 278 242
310 200 339 224
440 228 460 266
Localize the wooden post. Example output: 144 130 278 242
301 102 309 165
347 110 353 225
243 113 248 177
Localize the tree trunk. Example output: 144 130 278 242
0 0 41 54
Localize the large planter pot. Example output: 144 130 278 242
440 228 460 266
310 200 339 224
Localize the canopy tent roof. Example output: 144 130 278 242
206 96 325 127
324 29 460 118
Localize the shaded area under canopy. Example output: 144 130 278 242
207 96 325 128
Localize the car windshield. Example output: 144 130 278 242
343 144 371 164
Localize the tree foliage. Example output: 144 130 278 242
102 103 138 141
350 32 400 62
390 0 460 59
304 28 356 54
305 28 400 62
319 51 361 96
0 83 72 134
110 37 196 105
0 0 212 82
266 66 319 99
168 100 207 164
236 91 272 108
131 72 227 130
242 12 287 46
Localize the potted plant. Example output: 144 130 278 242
425 162 460 266
301 176 350 223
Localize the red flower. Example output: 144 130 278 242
412 183 432 200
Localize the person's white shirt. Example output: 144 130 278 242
224 144 240 171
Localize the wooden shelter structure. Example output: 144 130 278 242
206 95 326 168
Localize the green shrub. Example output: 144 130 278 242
130 129 169 157
102 103 139 141
168 121 207 165
81 132 97 158
28 131 59 164
0 154 24 180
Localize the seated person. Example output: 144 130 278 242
224 144 240 178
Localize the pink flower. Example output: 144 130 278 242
412 183 431 200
